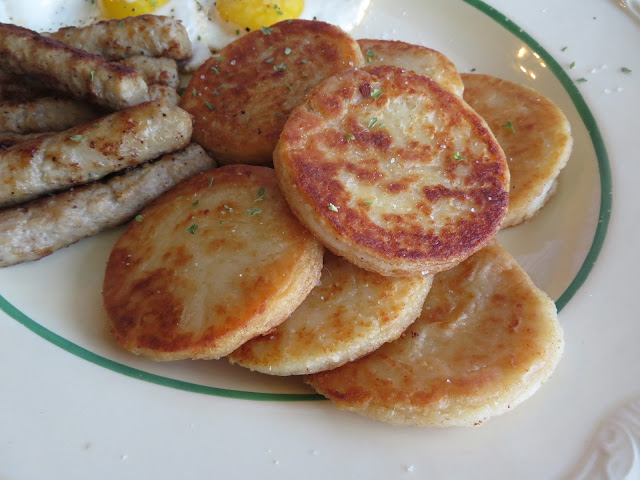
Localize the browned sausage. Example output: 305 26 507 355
0 100 192 207
0 144 216 267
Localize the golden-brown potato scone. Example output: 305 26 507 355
179 19 364 166
103 165 324 361
229 252 433 375
461 73 573 228
274 65 509 277
357 39 464 96
306 240 564 427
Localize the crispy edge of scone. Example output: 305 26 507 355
103 165 325 361
180 18 365 166
274 65 509 277
357 38 464 96
306 240 564 427
460 73 573 228
228 252 433 375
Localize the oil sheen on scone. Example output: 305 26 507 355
306 240 564 427
274 65 509 277
461 73 573 228
103 165 324 361
229 252 433 375
180 19 364 166
357 39 464 96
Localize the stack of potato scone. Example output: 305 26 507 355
99 19 572 427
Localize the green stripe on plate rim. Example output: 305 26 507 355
0 0 611 401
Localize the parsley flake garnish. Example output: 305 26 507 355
261 26 273 35
204 101 215 110
561 46 568 52
235 29 240 36
274 62 287 71
363 201 374 206
135 215 143 222
570 61 576 69
365 49 376 63
371 88 383 100
210 66 220 74
224 204 232 211
284 47 292 55
93 123 100 128
69 135 84 142
265 57 274 63
246 208 262 216
368 118 378 128
186 223 198 235
453 151 465 161
208 177 214 188
621 67 632 73
328 203 339 212
285 82 293 90
192 87 197 96
345 133 355 142
118 20 125 27
502 121 516 133
192 200 200 207
254 187 266 203
90 70 94 82
576 77 588 83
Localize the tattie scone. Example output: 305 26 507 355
103 165 324 361
307 240 564 427
461 73 573 228
357 39 464 96
273 65 510 277
229 251 433 375
180 19 364 166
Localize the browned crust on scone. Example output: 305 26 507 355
0 22 149 110
46 15 192 61
180 19 364 165
103 165 324 360
357 38 464 96
274 65 509 276
461 73 572 228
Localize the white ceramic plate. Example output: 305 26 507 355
1 0 638 478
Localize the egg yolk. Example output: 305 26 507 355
216 0 304 31
100 0 170 19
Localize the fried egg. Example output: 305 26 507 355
0 0 371 69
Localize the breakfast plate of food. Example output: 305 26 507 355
1 0 637 478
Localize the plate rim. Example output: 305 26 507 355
0 0 612 401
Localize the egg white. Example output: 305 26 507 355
300 0 371 33
0 0 372 71
0 0 99 31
